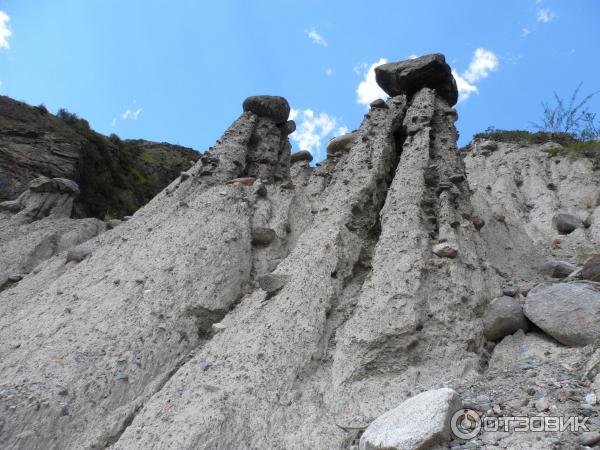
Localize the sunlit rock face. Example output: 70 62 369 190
1 54 599 450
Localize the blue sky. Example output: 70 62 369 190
0 1 598 161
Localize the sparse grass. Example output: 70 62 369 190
542 140 600 170
473 128 600 170
473 129 577 146
139 150 159 165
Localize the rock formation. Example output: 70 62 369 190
0 176 105 290
0 96 199 218
1 54 600 450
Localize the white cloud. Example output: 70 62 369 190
112 102 143 126
537 8 556 23
408 54 419 60
356 58 388 106
0 11 12 49
307 28 327 47
452 71 478 102
353 62 368 75
121 108 143 120
462 48 499 84
521 27 531 37
454 48 499 102
289 108 348 161
325 67 333 76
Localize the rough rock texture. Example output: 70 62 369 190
583 254 600 281
553 212 583 234
290 150 313 163
242 95 290 124
0 96 298 450
108 73 493 450
326 132 357 156
540 259 577 278
0 177 105 288
359 388 462 450
0 96 199 218
524 282 600 346
375 54 458 106
432 242 458 258
2 55 600 450
483 295 529 340
463 136 600 287
1 176 80 222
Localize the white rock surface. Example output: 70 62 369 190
359 388 462 450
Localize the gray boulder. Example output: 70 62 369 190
242 95 290 124
327 132 356 156
553 213 583 234
29 176 58 192
432 242 458 258
66 246 94 263
258 273 290 293
3 177 81 223
502 285 519 297
360 388 462 450
483 296 529 341
251 227 277 245
370 98 387 109
281 120 296 135
540 260 577 278
524 282 600 346
478 140 498 152
28 176 79 194
290 150 313 164
583 255 600 282
374 54 458 106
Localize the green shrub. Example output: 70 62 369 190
57 108 90 132
531 83 599 141
35 104 48 114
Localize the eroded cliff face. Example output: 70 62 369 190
0 55 599 450
0 96 200 218
465 137 600 281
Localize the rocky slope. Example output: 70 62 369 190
0 96 199 219
1 54 600 450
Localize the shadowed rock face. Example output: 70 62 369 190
375 53 458 106
1 176 80 222
0 176 105 290
0 96 200 218
1 56 600 450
